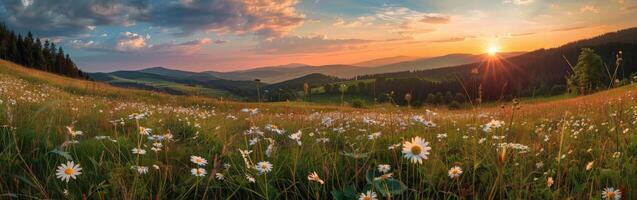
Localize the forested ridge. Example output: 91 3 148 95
0 22 87 79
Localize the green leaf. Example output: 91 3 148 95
49 148 72 160
373 179 407 197
331 185 358 200
343 185 357 199
331 190 345 200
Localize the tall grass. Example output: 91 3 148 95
1 60 636 199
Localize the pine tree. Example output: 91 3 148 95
0 22 83 79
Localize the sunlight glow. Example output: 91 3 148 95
487 46 498 56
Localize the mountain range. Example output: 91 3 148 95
88 27 637 101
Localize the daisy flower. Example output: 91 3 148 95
136 166 149 174
215 173 225 180
190 155 208 166
132 148 146 155
358 191 378 200
547 177 554 187
55 161 82 182
377 164 391 173
246 174 256 183
448 166 463 179
255 161 273 174
65 126 83 137
586 161 594 171
307 171 324 184
191 168 207 177
602 187 621 200
402 136 432 164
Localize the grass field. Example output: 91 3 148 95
1 59 635 199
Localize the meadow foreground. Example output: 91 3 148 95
0 60 635 199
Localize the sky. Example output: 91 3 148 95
1 0 636 72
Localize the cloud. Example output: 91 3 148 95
503 0 534 5
67 31 211 56
0 0 147 37
0 0 304 38
550 26 590 32
116 32 150 51
333 16 375 28
580 5 600 13
253 35 372 54
146 0 305 38
622 5 637 11
214 39 228 44
426 37 465 43
420 14 451 24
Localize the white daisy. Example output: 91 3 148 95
255 161 273 174
191 168 207 177
448 166 463 179
246 174 256 183
132 148 146 155
602 187 621 200
190 155 208 166
215 173 225 180
358 191 378 200
402 136 432 164
135 166 148 174
307 171 324 184
377 164 391 173
55 161 82 182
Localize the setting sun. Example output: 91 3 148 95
487 46 499 56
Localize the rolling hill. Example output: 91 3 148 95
89 68 260 99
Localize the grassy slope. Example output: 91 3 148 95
2 59 637 199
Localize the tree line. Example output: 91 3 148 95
0 22 87 79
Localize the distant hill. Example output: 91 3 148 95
265 73 342 91
368 52 525 75
89 68 260 99
204 64 359 83
198 52 523 83
352 56 418 67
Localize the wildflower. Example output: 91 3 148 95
536 161 544 169
358 191 378 200
448 166 463 179
368 132 381 140
402 136 432 164
289 130 302 146
191 168 207 177
307 171 325 184
132 148 146 155
215 173 225 180
586 161 594 171
377 164 391 173
66 126 83 137
55 161 82 182
246 174 256 183
612 152 621 158
602 187 621 200
255 161 273 174
547 177 554 187
135 166 149 174
139 127 151 135
190 155 208 166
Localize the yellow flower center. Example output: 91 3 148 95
362 197 371 200
64 168 75 175
607 191 615 198
411 145 422 155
